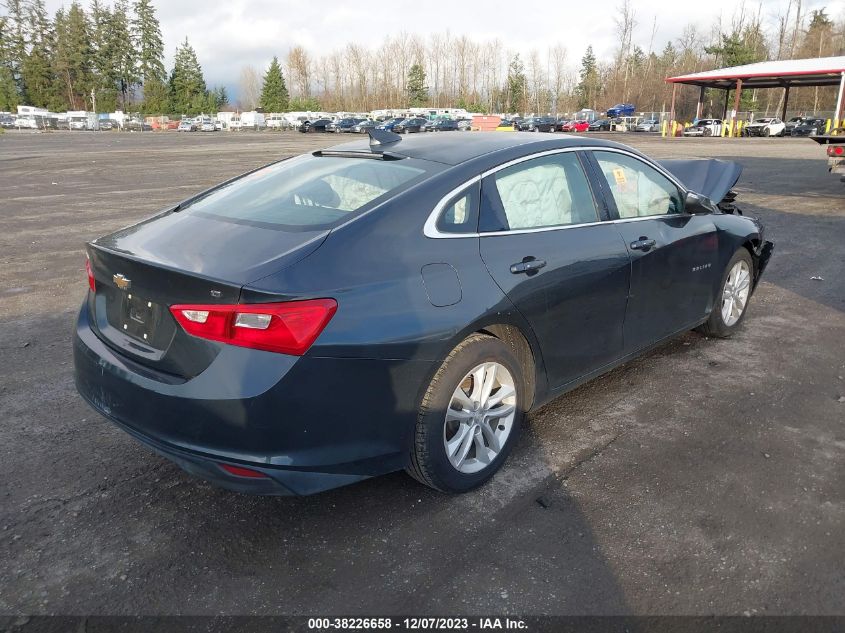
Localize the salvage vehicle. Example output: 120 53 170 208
683 119 722 137
784 116 808 135
177 120 196 132
74 131 773 496
634 119 660 132
743 117 786 137
328 118 365 133
299 118 333 133
352 119 376 134
606 103 635 118
430 119 460 132
588 118 613 131
517 117 556 132
790 118 826 137
562 119 590 132
376 118 406 132
812 132 845 184
394 117 429 133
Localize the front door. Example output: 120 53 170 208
588 150 719 353
478 150 631 390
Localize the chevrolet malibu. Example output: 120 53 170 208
74 131 773 495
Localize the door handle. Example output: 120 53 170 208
510 257 547 274
630 237 656 251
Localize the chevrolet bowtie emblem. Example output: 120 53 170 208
113 273 131 291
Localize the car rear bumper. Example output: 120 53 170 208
73 300 430 495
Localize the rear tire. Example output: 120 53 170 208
407 334 526 493
697 248 754 339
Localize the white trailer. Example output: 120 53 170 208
240 111 266 130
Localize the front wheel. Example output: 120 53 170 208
697 249 754 338
407 334 525 493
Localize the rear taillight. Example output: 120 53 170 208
169 299 337 355
828 145 844 156
85 258 96 292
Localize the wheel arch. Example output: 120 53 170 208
475 323 538 411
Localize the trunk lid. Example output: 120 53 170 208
87 212 328 378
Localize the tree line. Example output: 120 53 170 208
241 2 844 119
0 0 226 115
2 1 845 119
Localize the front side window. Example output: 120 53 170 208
182 156 426 230
480 152 599 232
593 151 683 219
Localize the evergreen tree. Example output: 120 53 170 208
108 0 138 109
576 46 600 109
132 0 165 83
140 75 168 114
90 0 119 111
0 15 19 109
4 0 26 99
407 62 428 107
212 85 228 110
259 56 289 112
506 54 526 113
53 3 94 110
20 0 55 108
168 37 206 115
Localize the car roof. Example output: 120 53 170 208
327 131 627 166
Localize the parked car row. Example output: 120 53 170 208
299 116 474 134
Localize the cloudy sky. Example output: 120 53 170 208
43 0 845 98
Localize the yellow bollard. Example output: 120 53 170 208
737 120 743 136
727 119 733 138
825 119 832 133
661 120 667 137
721 120 728 137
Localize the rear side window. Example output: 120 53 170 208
480 152 599 232
436 182 480 234
182 156 426 230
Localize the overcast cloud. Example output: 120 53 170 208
43 0 845 99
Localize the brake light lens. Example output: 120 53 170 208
85 258 96 292
169 299 337 355
828 145 844 156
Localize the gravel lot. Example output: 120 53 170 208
0 130 843 616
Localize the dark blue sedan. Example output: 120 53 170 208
74 131 773 495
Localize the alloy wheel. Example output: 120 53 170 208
721 260 751 326
443 362 517 474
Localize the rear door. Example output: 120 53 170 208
586 149 718 353
478 150 631 390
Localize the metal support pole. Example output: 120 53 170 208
669 83 677 134
835 72 845 130
781 85 790 122
723 88 730 119
732 79 743 134
696 86 705 119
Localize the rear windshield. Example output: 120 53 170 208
181 155 428 230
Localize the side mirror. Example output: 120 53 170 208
685 191 713 214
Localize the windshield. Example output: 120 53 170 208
181 156 428 230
